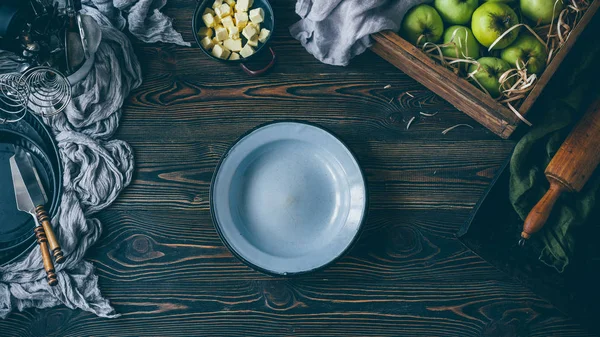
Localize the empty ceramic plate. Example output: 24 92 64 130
211 122 367 275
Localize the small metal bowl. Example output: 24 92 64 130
211 122 368 275
192 0 276 76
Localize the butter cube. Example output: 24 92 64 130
228 26 240 39
212 44 231 59
258 28 270 43
224 38 243 51
226 0 236 6
200 36 214 50
249 8 264 24
215 26 229 41
203 7 215 16
236 0 252 11
197 27 214 38
212 36 220 45
248 22 260 34
215 3 232 18
212 0 222 9
242 24 258 40
221 16 235 30
229 52 240 60
247 35 258 47
239 44 254 58
202 13 216 28
234 12 249 28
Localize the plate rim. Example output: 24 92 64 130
0 129 59 250
0 113 62 264
210 120 369 276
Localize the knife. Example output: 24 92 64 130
9 147 64 284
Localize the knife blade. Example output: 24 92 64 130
10 147 47 213
9 146 58 286
9 146 64 266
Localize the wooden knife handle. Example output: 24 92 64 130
35 206 65 264
34 227 58 286
521 180 567 241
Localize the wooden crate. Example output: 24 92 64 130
370 1 600 139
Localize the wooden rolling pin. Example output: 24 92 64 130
519 98 600 246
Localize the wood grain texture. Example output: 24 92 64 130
0 0 594 335
371 31 518 139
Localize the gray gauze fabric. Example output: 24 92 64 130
0 0 188 318
290 0 426 66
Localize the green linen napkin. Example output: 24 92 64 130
509 36 600 273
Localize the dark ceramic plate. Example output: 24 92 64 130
0 115 61 266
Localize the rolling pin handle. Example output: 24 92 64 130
521 180 566 242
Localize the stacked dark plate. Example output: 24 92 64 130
0 113 62 267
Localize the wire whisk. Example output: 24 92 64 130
0 73 30 124
22 66 71 117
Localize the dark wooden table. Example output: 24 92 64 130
1 0 596 336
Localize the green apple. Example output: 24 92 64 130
441 25 480 59
501 34 548 74
468 57 513 97
482 0 516 2
521 0 564 24
471 2 520 49
434 0 479 25
400 4 444 45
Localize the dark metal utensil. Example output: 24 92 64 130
9 146 64 285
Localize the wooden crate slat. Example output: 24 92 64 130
370 0 599 139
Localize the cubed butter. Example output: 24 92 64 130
212 0 223 9
226 0 236 6
247 35 258 47
228 26 240 39
258 28 270 43
212 36 220 45
221 16 235 29
203 7 215 16
249 8 264 24
220 3 233 16
215 26 229 41
212 44 231 59
234 12 249 28
224 38 243 51
200 36 214 50
242 24 258 40
236 0 251 11
239 44 254 58
202 13 216 28
217 3 232 18
197 27 213 38
229 52 240 60
248 22 260 33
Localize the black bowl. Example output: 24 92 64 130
192 0 275 70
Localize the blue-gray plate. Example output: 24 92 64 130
0 114 62 266
211 122 367 275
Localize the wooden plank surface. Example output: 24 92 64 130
370 31 518 139
0 0 595 336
